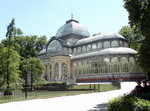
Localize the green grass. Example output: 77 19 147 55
0 84 119 104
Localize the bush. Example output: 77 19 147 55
107 96 150 111
134 93 150 101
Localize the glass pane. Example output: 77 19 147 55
97 42 102 49
92 43 97 49
120 41 123 47
68 48 72 54
111 57 119 63
73 48 76 54
120 57 128 63
48 40 62 53
111 40 119 47
78 47 82 53
61 63 67 79
87 45 91 51
82 46 86 52
63 47 67 53
104 41 110 48
54 63 59 79
129 57 135 63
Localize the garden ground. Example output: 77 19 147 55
0 82 136 111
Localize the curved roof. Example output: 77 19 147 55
56 19 90 38
71 47 137 60
75 33 126 46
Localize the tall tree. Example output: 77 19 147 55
0 18 22 95
124 0 150 78
0 47 21 94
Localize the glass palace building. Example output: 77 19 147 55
38 18 145 83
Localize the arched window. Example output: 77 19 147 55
87 45 91 51
73 62 77 75
103 41 110 48
104 58 110 73
68 48 72 54
63 47 67 53
123 63 129 72
111 57 119 63
99 60 105 73
92 43 97 50
88 60 92 74
54 63 59 79
91 61 95 73
120 57 128 63
83 61 88 74
120 41 123 47
48 40 62 53
78 61 82 75
82 46 86 52
111 57 119 72
73 48 77 54
93 61 98 73
111 40 119 47
129 57 135 63
61 63 68 79
44 64 48 80
78 47 82 53
120 57 129 72
129 57 135 72
97 42 102 49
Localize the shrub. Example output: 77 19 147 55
107 96 150 111
134 93 150 101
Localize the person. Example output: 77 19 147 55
141 80 149 93
130 80 142 94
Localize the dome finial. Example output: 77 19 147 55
71 10 73 19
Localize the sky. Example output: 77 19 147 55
0 0 129 42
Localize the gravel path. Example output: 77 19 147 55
0 82 136 111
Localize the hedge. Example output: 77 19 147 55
107 96 150 111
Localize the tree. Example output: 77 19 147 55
0 47 22 94
1 35 47 59
13 35 47 58
124 0 150 78
119 26 143 50
22 57 45 90
2 18 22 95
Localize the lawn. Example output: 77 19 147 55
0 84 119 104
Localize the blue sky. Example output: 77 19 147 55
0 0 129 42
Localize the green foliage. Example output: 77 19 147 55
0 47 23 90
124 0 150 36
137 37 150 77
123 0 150 78
119 26 143 50
22 57 46 86
107 96 150 111
1 35 47 59
0 19 47 91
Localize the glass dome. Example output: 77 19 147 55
55 19 90 38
